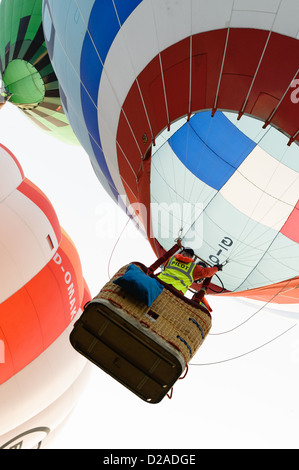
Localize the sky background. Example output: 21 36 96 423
1 103 299 449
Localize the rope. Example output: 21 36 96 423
190 277 298 366
167 364 189 399
107 214 133 280
210 276 297 336
191 323 297 366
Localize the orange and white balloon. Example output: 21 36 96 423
0 144 91 449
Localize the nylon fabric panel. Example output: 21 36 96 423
169 112 256 190
0 145 24 201
0 187 59 304
80 3 118 199
151 140 216 251
281 201 299 243
223 112 299 172
18 179 61 245
0 286 43 385
80 0 143 200
219 149 298 231
0 232 86 385
151 121 299 294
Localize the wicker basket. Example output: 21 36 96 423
95 263 212 365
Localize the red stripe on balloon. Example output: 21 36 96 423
17 178 61 246
0 232 90 385
0 143 25 180
116 29 299 215
280 200 299 243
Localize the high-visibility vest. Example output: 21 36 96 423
157 255 197 294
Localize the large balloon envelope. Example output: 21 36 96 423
0 0 78 144
43 0 299 305
0 143 91 449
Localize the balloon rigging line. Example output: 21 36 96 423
107 214 133 280
181 116 192 229
112 0 156 148
188 37 274 208
151 145 185 222
106 200 297 345
239 29 272 115
229 231 299 268
190 323 297 366
213 26 230 112
183 113 217 206
230 234 289 299
188 33 193 119
177 114 216 241
187 0 195 121
156 125 190 217
266 67 299 125
165 137 184 212
181 111 231 219
181 118 271 248
238 0 282 117
75 0 244 196
179 115 268 246
162 9 232 218
149 0 171 132
135 77 155 144
227 198 294 260
226 156 299 263
105 203 296 342
59 1 145 190
209 276 297 336
181 3 203 219
181 122 297 280
175 119 297 259
158 54 170 131
156 115 195 214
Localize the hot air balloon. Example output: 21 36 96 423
0 143 91 448
43 0 299 401
0 0 78 145
43 0 299 304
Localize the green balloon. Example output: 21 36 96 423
0 0 78 145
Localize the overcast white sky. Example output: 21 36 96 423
1 103 299 449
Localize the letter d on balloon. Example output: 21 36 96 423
0 340 4 364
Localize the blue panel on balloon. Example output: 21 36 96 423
88 0 120 62
81 0 143 105
80 0 142 200
113 0 143 25
169 112 257 190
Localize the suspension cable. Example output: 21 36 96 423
210 273 298 336
191 323 297 366
107 213 134 279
